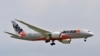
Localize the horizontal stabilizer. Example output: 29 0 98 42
5 32 19 37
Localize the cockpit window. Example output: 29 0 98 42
88 31 91 32
62 30 76 33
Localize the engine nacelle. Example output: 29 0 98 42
60 39 71 44
51 32 61 38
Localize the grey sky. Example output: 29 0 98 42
0 0 100 56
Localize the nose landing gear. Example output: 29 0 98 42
84 37 87 42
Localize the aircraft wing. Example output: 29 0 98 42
15 19 51 37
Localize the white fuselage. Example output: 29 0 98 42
11 29 93 41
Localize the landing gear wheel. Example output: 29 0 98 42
45 40 50 43
50 43 55 46
45 34 51 43
84 37 87 42
50 40 55 46
84 39 86 42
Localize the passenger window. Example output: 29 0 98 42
62 30 76 33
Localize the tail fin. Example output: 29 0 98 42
12 21 26 37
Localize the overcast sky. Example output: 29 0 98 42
0 0 100 56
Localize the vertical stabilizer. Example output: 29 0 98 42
12 21 26 37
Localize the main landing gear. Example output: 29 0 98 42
45 34 51 43
45 40 56 46
45 40 50 43
84 39 86 42
50 40 55 46
45 34 56 46
51 42 55 46
45 34 55 46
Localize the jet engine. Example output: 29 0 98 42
60 39 71 44
50 32 61 38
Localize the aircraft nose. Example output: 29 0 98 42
88 32 94 37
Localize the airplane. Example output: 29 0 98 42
5 19 94 46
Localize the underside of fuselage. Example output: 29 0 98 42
11 34 85 41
